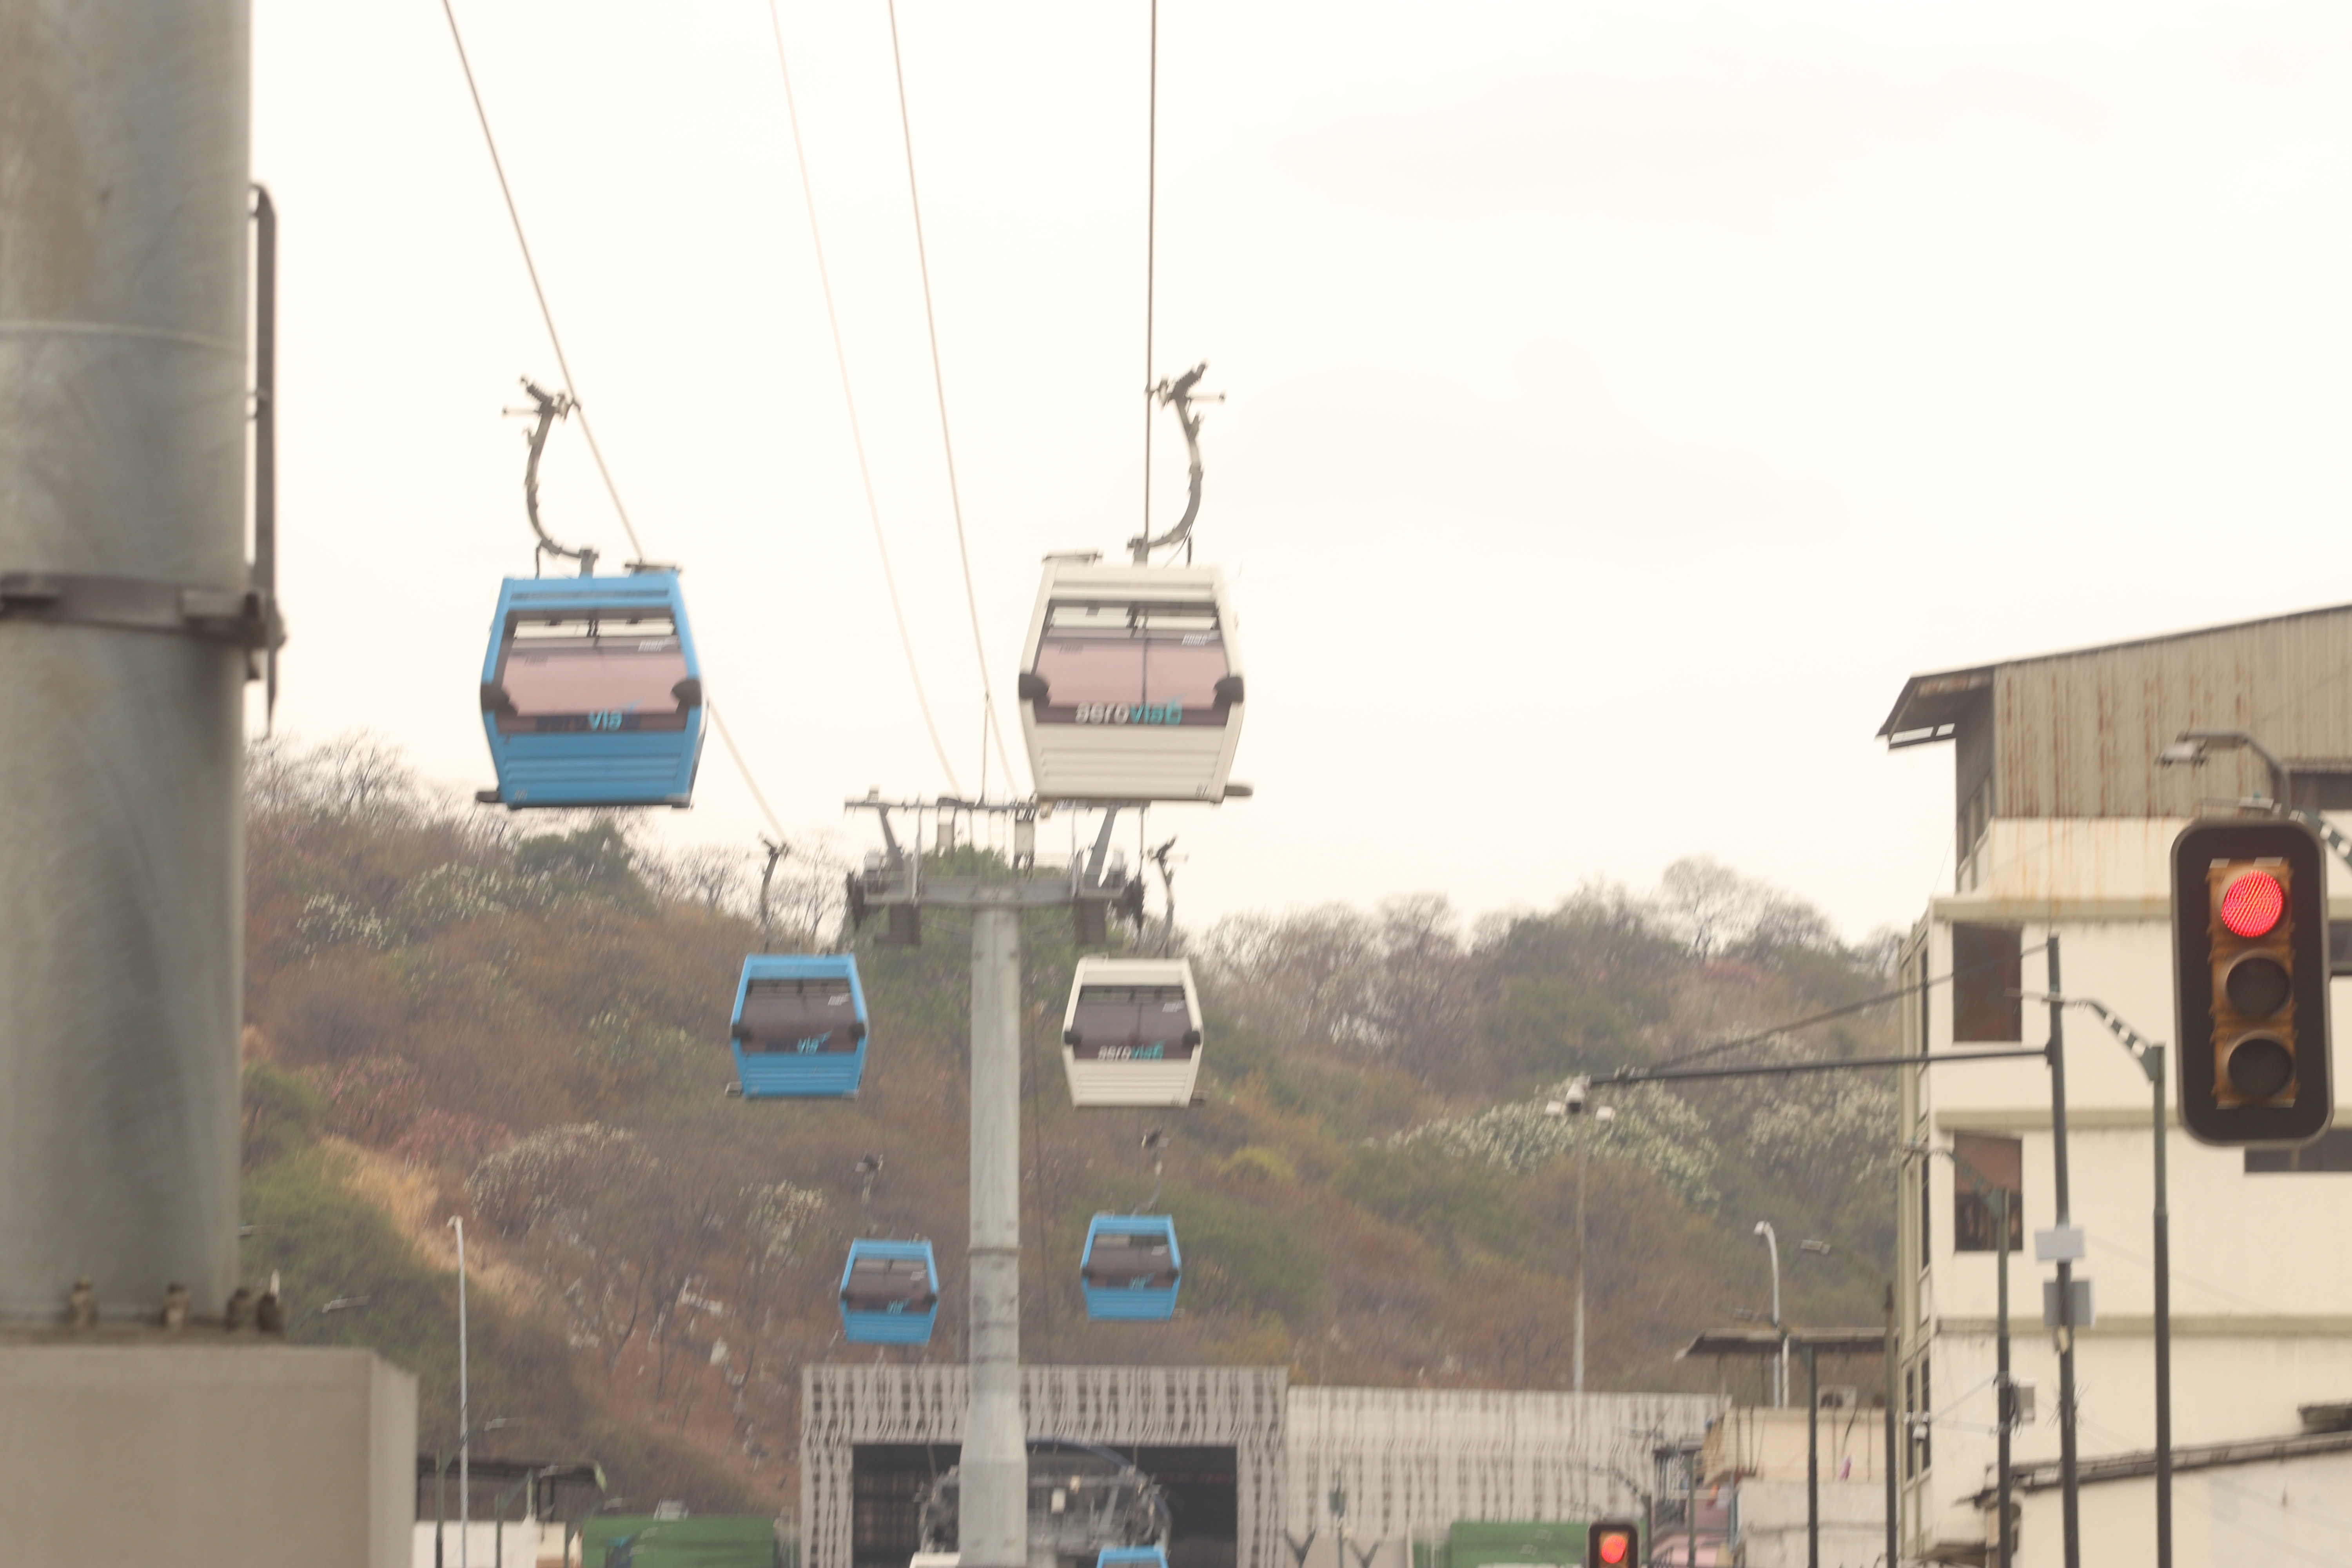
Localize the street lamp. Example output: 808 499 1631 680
1797 1239 1897 1568
449 1216 471 1568
1753 1221 1784 1407
2021 989 2175 1568
1546 1081 1615 1393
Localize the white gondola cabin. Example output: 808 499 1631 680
1016 560 1243 804
1060 956 1203 1109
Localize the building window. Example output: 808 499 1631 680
2247 1130 2352 1173
2287 769 2352 811
1951 925 2022 1042
1953 1134 2024 1251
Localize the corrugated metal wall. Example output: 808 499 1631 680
800 1372 1716 1568
1994 608 2352 820
1280 1388 1715 1542
802 1366 1287 1568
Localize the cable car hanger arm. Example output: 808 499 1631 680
508 377 597 577
1127 363 1219 564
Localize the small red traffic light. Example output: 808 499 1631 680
2220 871 2285 939
1595 1533 1628 1566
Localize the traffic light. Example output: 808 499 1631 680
2172 817 2332 1145
1584 1521 1637 1568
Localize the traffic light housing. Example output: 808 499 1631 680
1584 1521 1637 1568
2172 817 2332 1145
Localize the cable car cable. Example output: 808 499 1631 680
443 0 813 827
708 699 787 841
436 0 646 563
765 0 965 795
884 0 1022 797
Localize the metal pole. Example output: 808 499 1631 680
1574 1109 1588 1394
1995 1187 2011 1568
2046 938 2081 1568
1756 1223 1784 1407
0 0 250 1325
1882 1284 1897 1568
1805 1341 1819 1568
964 907 1026 1568
454 1217 472 1568
2151 1044 2173 1568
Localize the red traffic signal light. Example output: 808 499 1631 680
2172 818 2333 1146
1585 1521 1637 1568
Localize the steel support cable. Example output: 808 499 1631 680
884 0 1022 797
437 0 646 563
441 0 804 827
709 699 787 841
765 0 964 795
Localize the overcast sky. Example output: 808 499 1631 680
249 2 2352 941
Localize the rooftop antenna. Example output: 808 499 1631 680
506 377 598 577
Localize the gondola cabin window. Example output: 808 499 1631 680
1952 1132 2024 1252
1031 601 1231 727
1069 985 1198 1060
842 1254 935 1313
738 978 861 1055
493 613 692 733
1082 1231 1178 1290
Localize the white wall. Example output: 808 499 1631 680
2011 1447 2352 1568
410 1518 561 1568
1726 1480 1883 1568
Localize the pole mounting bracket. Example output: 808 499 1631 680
0 571 287 665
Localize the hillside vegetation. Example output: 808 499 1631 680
241 736 1904 1514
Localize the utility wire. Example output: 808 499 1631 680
766 0 964 796
884 0 1022 798
1655 939 2055 1071
437 0 646 563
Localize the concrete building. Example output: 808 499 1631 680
1877 601 2352 1564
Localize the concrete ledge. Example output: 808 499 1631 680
0 1341 416 1567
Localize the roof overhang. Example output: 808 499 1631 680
1676 1327 1888 1359
1877 666 1994 748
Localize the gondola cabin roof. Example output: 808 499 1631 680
1098 1550 1170 1568
839 1238 938 1346
1018 560 1244 806
479 571 706 810
1060 956 1202 1111
1080 1213 1181 1323
729 954 868 1100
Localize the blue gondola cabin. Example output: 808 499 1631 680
730 955 868 1100
478 570 705 808
1080 1214 1180 1323
839 1240 939 1345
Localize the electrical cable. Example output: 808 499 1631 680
1657 939 2055 1071
437 0 646 563
765 0 965 797
883 0 1022 799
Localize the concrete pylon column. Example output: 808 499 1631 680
0 0 252 1322
964 906 1026 1568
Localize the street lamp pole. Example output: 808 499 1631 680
1753 1221 1784 1407
1546 1084 1614 1394
2025 991 2174 1568
450 1216 471 1568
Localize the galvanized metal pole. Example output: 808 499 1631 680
1995 1187 2011 1568
1804 1341 1819 1568
0 0 251 1324
965 907 1026 1568
2046 938 2081 1568
1573 1108 1588 1394
1882 1283 1897 1568
2150 1045 2172 1568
